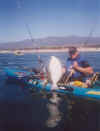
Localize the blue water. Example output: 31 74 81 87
0 52 100 131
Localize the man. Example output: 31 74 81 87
63 47 94 82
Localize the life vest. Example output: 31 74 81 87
66 55 90 82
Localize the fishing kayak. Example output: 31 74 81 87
4 68 100 100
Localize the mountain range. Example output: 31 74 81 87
0 36 100 50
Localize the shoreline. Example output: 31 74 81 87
0 48 100 54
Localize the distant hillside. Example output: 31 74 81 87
0 36 100 50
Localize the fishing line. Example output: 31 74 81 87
25 23 34 44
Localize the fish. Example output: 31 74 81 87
49 56 62 89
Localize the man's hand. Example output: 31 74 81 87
68 65 75 74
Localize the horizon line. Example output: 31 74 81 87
1 35 100 44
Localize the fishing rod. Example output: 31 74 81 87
82 20 98 48
17 0 44 70
17 0 34 45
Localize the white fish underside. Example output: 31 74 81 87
49 56 62 89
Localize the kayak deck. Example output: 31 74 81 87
4 68 100 100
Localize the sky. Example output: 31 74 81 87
0 0 100 42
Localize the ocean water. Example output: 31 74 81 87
0 52 100 131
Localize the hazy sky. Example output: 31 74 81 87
0 0 100 42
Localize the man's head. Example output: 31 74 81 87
68 47 79 59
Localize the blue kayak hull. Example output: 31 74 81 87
4 68 100 100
